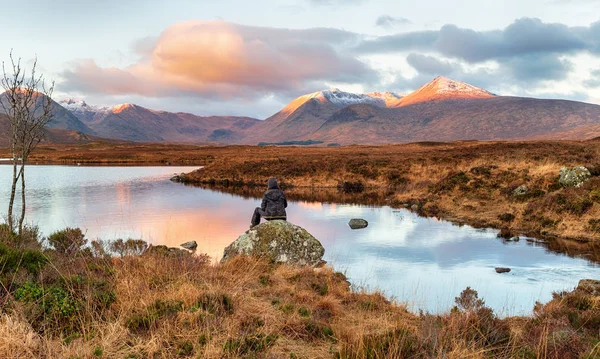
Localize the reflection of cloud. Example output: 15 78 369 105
115 182 131 207
297 201 323 210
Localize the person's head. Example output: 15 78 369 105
267 177 279 190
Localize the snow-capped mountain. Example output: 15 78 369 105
59 99 112 123
394 76 495 107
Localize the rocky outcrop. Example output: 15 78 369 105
348 218 368 230
180 241 198 251
559 166 591 188
221 220 325 266
146 245 189 257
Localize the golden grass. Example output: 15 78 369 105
1 243 599 359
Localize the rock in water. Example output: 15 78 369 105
495 267 511 274
221 221 325 266
559 166 591 188
180 241 198 250
348 218 368 230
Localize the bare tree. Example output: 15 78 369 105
1 50 54 235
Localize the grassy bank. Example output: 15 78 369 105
1 227 600 358
175 140 600 244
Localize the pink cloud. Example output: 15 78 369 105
62 21 376 99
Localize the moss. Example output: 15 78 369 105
193 294 233 315
222 334 278 356
298 307 310 317
176 340 194 357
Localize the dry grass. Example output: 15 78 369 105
1 227 600 359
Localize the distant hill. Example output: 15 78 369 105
0 113 112 147
60 100 260 143
0 92 94 135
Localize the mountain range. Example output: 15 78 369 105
2 76 600 145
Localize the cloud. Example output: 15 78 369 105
584 69 600 88
406 53 454 75
356 18 599 63
500 54 573 82
375 15 412 29
62 21 377 100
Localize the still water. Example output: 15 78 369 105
1 165 598 315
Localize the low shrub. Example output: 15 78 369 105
47 228 86 256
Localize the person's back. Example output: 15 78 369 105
251 177 287 227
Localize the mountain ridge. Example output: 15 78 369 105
4 76 600 146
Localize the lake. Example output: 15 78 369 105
0 165 598 315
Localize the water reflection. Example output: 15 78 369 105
0 165 598 315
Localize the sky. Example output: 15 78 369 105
2 0 600 118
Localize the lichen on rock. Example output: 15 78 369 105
221 220 325 266
559 166 591 188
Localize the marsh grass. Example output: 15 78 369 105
1 227 599 358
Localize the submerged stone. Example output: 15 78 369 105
221 220 325 266
348 218 368 230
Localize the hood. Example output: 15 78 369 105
267 177 279 190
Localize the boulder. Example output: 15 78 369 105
180 241 198 251
146 245 189 257
348 218 368 230
221 220 325 266
512 185 529 196
577 279 600 295
506 236 520 242
559 166 591 188
495 267 511 274
170 173 187 183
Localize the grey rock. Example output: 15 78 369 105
495 267 511 274
512 185 529 196
559 166 591 188
171 173 187 182
577 279 600 295
180 241 198 251
146 245 189 257
411 204 419 211
221 220 325 266
348 218 368 230
507 236 520 242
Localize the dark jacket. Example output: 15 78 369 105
261 178 287 217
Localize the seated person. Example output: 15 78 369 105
251 177 287 227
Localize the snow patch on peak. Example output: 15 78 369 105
318 89 386 107
60 98 110 113
426 76 494 97
393 76 495 107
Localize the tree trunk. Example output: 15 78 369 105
7 147 17 232
18 162 26 236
